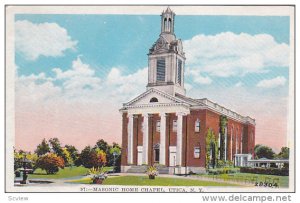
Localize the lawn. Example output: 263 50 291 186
70 175 242 186
28 166 113 179
198 173 289 188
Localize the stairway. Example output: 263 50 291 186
126 165 170 174
126 165 148 173
156 165 169 174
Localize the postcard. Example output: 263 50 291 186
5 5 295 193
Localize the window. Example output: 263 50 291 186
150 97 158 103
194 147 200 158
156 120 161 132
172 120 177 132
177 59 182 85
154 148 160 162
195 119 200 132
156 59 166 82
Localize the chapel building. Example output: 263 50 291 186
120 7 255 174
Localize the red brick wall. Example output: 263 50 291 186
227 119 243 159
121 113 128 166
247 124 255 157
185 110 207 167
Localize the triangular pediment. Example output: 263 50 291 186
124 88 188 107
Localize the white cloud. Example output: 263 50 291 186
52 57 101 94
16 57 148 104
106 67 148 100
15 20 77 60
186 68 212 85
235 82 243 87
256 76 287 89
183 32 289 78
16 72 62 103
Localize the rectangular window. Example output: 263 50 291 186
195 119 200 132
156 120 161 132
177 59 182 85
156 59 166 82
172 120 177 132
154 148 160 162
194 147 200 158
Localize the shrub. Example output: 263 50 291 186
36 153 65 174
146 166 158 177
208 167 240 175
240 167 289 176
216 160 226 168
79 146 107 169
88 167 108 184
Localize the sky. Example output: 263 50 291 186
14 11 291 153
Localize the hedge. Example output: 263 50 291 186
240 167 289 176
208 167 240 175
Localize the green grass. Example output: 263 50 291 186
70 175 242 186
198 173 289 188
28 166 113 179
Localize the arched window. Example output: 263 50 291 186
164 18 167 31
150 97 158 103
168 18 172 32
195 119 200 132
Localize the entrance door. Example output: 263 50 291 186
137 146 143 165
137 152 143 165
169 146 177 166
169 152 177 166
154 148 160 163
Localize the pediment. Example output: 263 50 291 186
124 88 187 107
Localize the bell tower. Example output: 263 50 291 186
147 7 186 96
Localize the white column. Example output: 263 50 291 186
225 127 227 161
240 132 243 154
142 114 149 165
127 114 134 164
159 113 166 165
218 133 221 159
176 112 184 166
235 132 238 154
231 130 233 161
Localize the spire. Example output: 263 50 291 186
165 6 173 13
161 7 175 35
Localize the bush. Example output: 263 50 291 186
208 167 239 175
216 160 226 168
36 153 65 174
79 146 107 169
240 167 289 176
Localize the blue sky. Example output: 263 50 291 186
15 14 290 87
14 12 291 151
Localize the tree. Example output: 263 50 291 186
65 145 79 163
62 147 73 166
36 153 65 174
49 138 63 157
78 146 106 168
219 115 228 160
277 147 289 159
35 139 50 156
14 149 25 170
254 145 275 159
206 128 218 169
95 139 109 153
107 143 121 167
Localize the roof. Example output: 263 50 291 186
121 88 255 125
175 93 255 125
